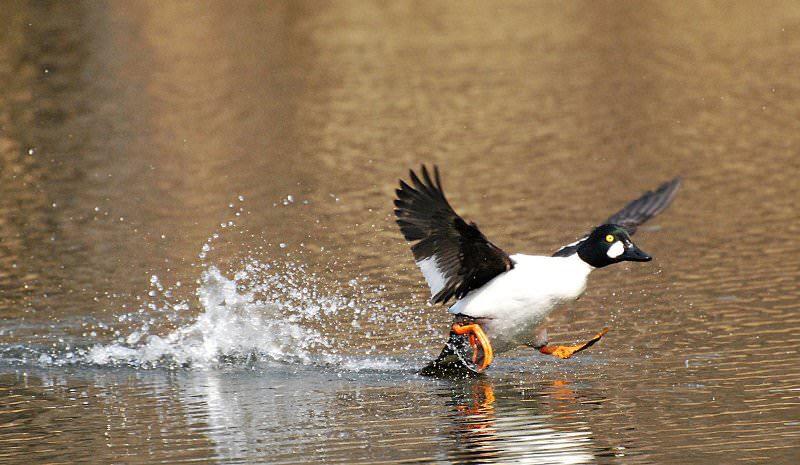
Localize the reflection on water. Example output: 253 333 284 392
2 367 612 464
445 379 597 464
1 0 800 464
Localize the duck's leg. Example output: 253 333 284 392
451 322 494 370
420 320 494 376
536 327 609 359
529 327 550 349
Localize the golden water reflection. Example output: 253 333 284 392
446 378 600 464
0 0 799 463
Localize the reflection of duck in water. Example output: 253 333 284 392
394 166 681 374
445 378 599 464
447 378 502 463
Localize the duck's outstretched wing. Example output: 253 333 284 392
394 166 513 304
605 177 682 235
553 177 682 257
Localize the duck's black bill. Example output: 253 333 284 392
621 245 652 262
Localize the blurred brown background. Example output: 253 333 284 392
0 1 799 464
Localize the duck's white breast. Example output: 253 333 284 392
449 253 593 348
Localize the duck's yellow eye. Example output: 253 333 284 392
605 234 615 243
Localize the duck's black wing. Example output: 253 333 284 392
605 177 682 235
394 166 513 305
553 177 682 257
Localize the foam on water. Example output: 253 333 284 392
2 198 428 372
85 262 414 371
88 266 320 368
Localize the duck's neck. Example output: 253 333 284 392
566 251 596 275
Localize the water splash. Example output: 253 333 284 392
0 257 417 372
87 265 328 368
78 254 423 371
4 195 430 372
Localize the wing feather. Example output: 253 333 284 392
606 177 682 235
395 165 513 304
553 177 682 256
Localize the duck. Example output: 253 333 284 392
393 165 681 375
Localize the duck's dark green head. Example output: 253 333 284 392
577 224 652 268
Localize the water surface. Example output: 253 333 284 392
1 1 799 463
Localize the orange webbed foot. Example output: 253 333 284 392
538 327 609 359
452 322 494 372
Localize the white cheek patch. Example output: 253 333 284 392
607 241 625 258
416 256 446 297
